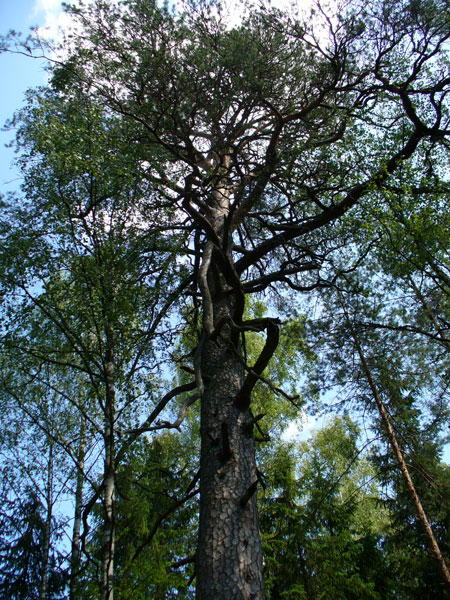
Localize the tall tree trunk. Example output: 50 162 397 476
39 443 53 600
350 327 450 597
196 180 265 599
70 414 85 600
101 346 116 600
196 293 265 599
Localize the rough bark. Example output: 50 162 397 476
196 181 265 599
196 295 264 599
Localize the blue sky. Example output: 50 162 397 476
0 0 63 192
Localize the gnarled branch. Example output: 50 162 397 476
235 318 281 410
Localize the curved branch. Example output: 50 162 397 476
235 318 281 411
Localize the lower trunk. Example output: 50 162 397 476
39 444 53 600
101 351 116 600
196 297 265 599
70 416 85 600
101 468 115 600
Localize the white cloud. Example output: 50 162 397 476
32 0 76 43
282 411 319 442
34 0 61 10
33 0 63 25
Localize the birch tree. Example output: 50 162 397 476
0 86 189 600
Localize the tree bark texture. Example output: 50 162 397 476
101 467 115 600
101 353 116 600
196 300 264 599
194 181 265 598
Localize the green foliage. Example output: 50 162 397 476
0 487 65 599
78 433 198 599
305 191 450 597
0 72 190 598
260 417 394 600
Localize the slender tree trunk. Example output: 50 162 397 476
39 443 53 600
351 330 450 597
70 415 86 600
196 181 265 599
101 346 116 600
102 465 115 600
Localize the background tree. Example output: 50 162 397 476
307 263 450 596
0 382 68 599
0 486 65 600
260 416 394 600
75 431 199 600
0 84 190 599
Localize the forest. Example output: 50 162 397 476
1 0 450 598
